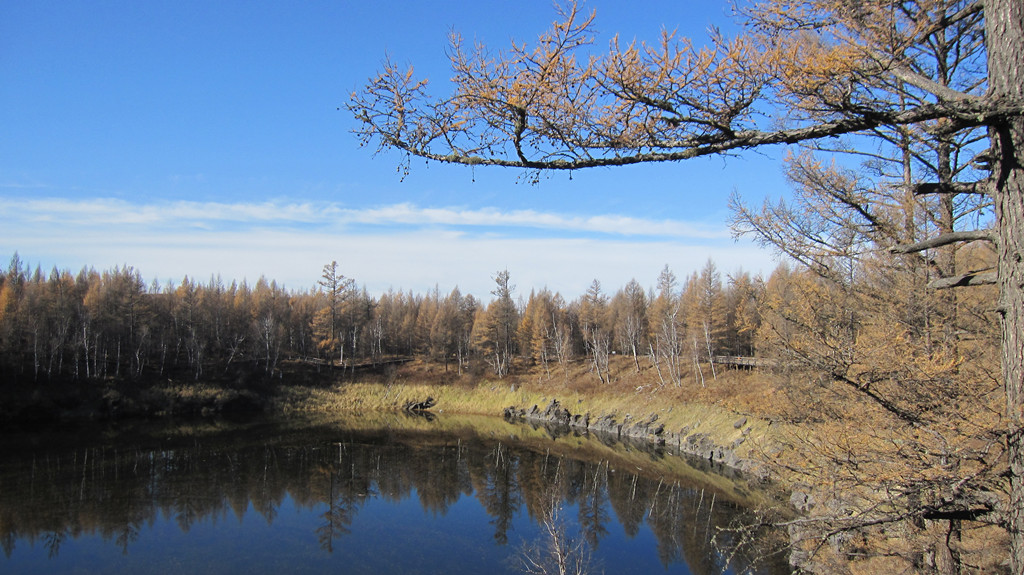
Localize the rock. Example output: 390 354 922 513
790 488 816 513
403 397 436 411
501 399 764 482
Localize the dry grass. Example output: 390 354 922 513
271 355 795 470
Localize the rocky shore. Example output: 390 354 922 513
503 398 767 482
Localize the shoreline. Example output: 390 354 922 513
503 397 770 481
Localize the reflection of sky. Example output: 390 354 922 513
0 414 782 575
3 487 700 575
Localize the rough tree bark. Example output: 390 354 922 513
988 2 1024 570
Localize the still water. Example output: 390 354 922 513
0 414 789 574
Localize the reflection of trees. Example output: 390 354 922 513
113 520 141 555
407 443 472 515
607 468 650 538
0 424 787 573
647 486 719 573
316 463 363 552
43 529 66 559
519 504 594 575
517 450 568 522
1 531 14 558
469 442 522 545
573 461 610 548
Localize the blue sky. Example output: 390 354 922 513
1 1 791 300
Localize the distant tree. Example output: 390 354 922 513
648 265 684 387
724 270 761 357
516 290 538 365
577 279 611 384
430 287 464 372
610 279 648 373
0 254 27 378
456 292 478 371
312 261 355 365
252 277 288 375
519 288 567 380
82 266 148 379
173 277 206 379
683 260 726 383
473 270 519 377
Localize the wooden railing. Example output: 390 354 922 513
712 355 775 369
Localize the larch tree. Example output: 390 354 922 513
728 1 1004 566
456 291 478 373
430 287 471 372
174 276 206 379
648 264 684 387
724 270 761 357
349 0 1024 569
521 288 573 382
519 289 554 375
683 260 727 383
577 279 611 384
610 278 648 373
313 261 355 366
473 270 519 377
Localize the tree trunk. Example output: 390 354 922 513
987 1 1024 572
1000 129 1024 574
999 125 1024 573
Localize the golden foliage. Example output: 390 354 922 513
351 0 993 173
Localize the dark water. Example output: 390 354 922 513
0 414 790 574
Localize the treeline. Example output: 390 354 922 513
0 253 766 386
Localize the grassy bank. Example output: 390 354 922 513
0 354 805 497
270 356 790 476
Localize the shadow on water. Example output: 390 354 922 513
0 413 791 574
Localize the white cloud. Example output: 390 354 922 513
0 197 727 238
0 197 776 299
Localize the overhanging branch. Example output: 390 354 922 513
389 97 1024 170
913 182 988 196
891 66 977 103
890 230 994 254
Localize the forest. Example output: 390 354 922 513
0 254 768 389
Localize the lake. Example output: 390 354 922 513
0 413 790 574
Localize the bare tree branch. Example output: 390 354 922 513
930 269 999 289
913 181 988 196
890 229 995 254
891 65 978 103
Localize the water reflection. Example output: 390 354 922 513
0 416 789 574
